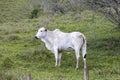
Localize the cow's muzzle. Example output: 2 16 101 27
35 36 38 39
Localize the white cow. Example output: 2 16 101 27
35 27 87 69
35 27 88 80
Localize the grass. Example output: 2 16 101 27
0 0 30 23
0 10 120 80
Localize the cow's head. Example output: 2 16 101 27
35 27 47 39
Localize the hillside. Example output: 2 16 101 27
0 0 120 80
0 0 30 23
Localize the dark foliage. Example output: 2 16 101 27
30 9 39 19
52 2 64 14
85 0 120 27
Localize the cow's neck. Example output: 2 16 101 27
41 31 54 51
41 31 54 45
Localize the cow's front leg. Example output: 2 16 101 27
58 53 62 67
54 47 59 67
55 53 59 67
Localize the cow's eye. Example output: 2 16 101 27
40 31 42 32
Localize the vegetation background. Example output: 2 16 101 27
0 0 120 80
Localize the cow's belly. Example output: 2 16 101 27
58 42 74 52
64 47 74 52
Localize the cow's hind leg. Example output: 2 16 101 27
75 48 80 70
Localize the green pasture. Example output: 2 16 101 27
0 12 120 80
0 0 120 79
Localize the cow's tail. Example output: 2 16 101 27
82 35 89 80
82 35 87 59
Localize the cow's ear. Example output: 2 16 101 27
45 29 47 31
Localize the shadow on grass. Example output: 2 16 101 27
88 37 120 51
87 37 120 72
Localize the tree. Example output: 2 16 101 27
52 0 86 14
27 0 86 15
85 0 120 28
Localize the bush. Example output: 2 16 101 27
30 9 39 19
